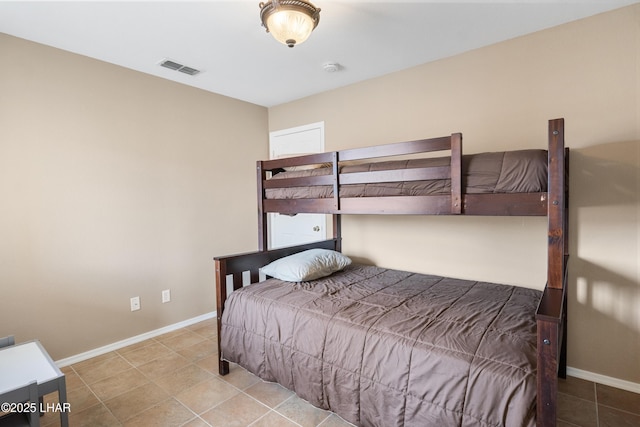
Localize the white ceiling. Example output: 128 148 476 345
1 1 637 107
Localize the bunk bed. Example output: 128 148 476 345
214 118 568 427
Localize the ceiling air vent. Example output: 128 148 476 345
159 59 202 76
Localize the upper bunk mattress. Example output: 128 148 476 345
265 149 547 199
221 264 540 427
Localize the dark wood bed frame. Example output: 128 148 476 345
215 118 568 427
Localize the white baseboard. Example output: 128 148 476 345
55 311 216 368
567 366 640 394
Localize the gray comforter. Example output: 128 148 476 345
221 264 540 426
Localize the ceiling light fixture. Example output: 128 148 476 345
259 0 321 48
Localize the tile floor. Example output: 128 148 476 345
35 318 639 427
557 376 640 427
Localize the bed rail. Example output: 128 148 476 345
258 131 551 217
258 133 463 216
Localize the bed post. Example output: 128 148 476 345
333 214 342 252
450 132 463 214
536 118 568 427
257 160 268 251
560 146 569 379
547 118 566 291
332 152 340 212
215 258 230 375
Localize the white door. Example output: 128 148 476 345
269 122 327 249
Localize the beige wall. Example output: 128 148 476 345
269 5 640 384
0 34 268 359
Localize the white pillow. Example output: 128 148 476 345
261 249 351 282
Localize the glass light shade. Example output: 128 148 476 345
259 0 320 48
267 9 314 47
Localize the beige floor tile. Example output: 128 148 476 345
194 353 220 375
252 410 300 427
136 351 191 380
158 330 207 351
66 383 101 413
189 323 218 339
318 413 356 427
122 398 196 427
557 393 597 427
73 354 133 385
68 403 122 427
118 341 174 366
90 367 150 401
60 365 74 374
217 364 261 390
181 417 211 427
245 381 295 408
39 382 100 426
117 338 158 353
177 339 217 362
104 382 170 422
153 363 214 395
176 377 240 414
186 318 216 330
156 329 189 340
598 405 640 427
558 376 596 402
597 384 640 415
60 368 85 392
72 351 120 371
200 393 269 427
276 395 331 427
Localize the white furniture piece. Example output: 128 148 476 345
0 341 68 427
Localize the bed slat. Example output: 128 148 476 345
464 193 547 216
339 166 451 185
340 195 452 214
263 174 334 189
264 198 336 215
264 152 334 169
338 135 452 161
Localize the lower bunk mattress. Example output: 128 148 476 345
220 264 540 427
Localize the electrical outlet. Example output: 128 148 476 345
130 296 141 311
162 289 171 303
